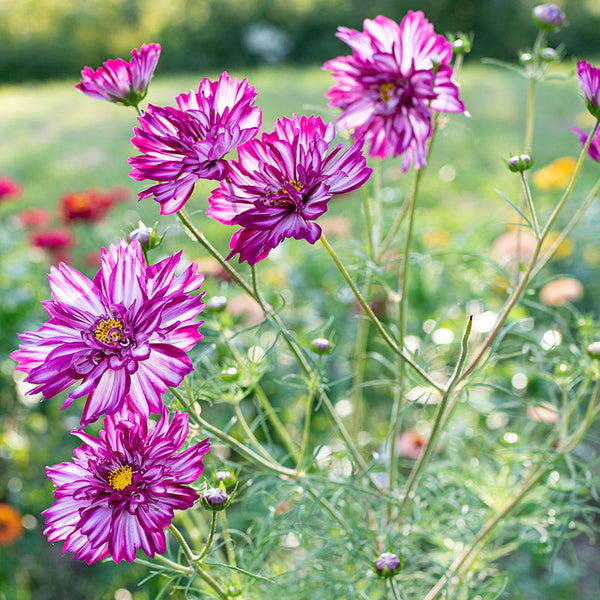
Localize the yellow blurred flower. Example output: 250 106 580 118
421 228 452 249
533 156 577 191
0 504 23 545
584 245 600 267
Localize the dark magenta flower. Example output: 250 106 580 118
577 61 600 120
11 238 205 426
206 114 371 265
572 126 600 163
129 72 262 215
43 406 209 564
323 12 466 170
0 175 22 201
76 43 161 107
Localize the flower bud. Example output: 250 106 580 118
226 585 242 597
507 153 533 173
518 52 534 65
220 366 239 382
201 486 230 511
128 221 161 250
533 4 566 32
449 33 473 55
206 295 228 312
311 337 333 354
587 341 600 358
373 552 403 578
213 470 236 487
540 47 560 62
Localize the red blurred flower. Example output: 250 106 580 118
30 228 74 250
16 207 51 228
60 189 118 223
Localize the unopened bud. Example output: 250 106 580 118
540 47 560 62
214 470 236 487
587 341 600 358
128 221 161 250
201 486 230 511
206 295 227 312
449 32 473 55
311 337 333 354
507 153 533 172
533 4 566 32
519 52 534 65
373 552 403 578
220 367 239 382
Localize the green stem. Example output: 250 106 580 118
297 370 319 472
399 315 473 514
198 511 218 561
233 401 275 462
455 119 599 387
168 523 198 562
390 579 403 600
304 483 353 533
152 552 193 575
362 182 376 259
524 30 545 153
219 509 239 586
520 172 540 238
320 233 443 393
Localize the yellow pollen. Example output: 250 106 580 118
379 82 395 102
94 318 124 345
108 465 133 491
288 180 303 192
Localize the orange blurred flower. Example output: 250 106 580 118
540 277 584 306
0 504 23 545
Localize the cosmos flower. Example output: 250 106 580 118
76 43 161 107
11 238 205 426
572 125 600 163
43 406 209 564
577 60 600 120
206 113 371 265
129 72 262 215
323 12 466 170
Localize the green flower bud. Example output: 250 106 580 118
206 295 228 312
201 486 231 511
220 367 239 382
587 342 600 359
213 470 236 487
128 221 161 250
310 337 333 354
507 153 533 172
373 552 403 578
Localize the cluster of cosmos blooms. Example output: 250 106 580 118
9 4 600 569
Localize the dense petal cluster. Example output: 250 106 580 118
129 72 262 215
572 125 600 163
76 43 161 106
11 238 205 426
323 12 466 170
577 60 600 120
206 114 372 265
43 407 209 564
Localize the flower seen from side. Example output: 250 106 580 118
572 125 600 163
206 113 372 265
11 238 205 426
76 43 161 107
323 12 466 171
577 61 600 120
43 407 210 564
129 72 262 215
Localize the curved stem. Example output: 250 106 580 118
198 511 218 561
320 233 443 393
520 172 540 238
233 401 275 462
168 523 198 562
219 509 239 586
152 552 193 575
297 370 319 471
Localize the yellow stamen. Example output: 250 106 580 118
108 465 133 491
288 180 303 192
380 82 395 102
94 318 123 345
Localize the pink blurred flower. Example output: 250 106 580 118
16 208 51 229
76 43 161 107
572 125 600 163
12 239 205 426
0 176 22 201
129 72 262 214
206 114 371 265
323 12 466 170
43 406 209 564
30 228 74 250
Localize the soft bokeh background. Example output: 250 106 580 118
2 1 600 599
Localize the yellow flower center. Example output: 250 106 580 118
379 82 395 102
108 465 133 491
288 180 303 192
94 318 124 345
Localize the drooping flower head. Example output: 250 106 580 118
206 114 372 265
577 60 600 120
76 43 161 107
128 72 262 215
11 238 205 426
572 125 600 163
323 12 466 170
43 406 210 564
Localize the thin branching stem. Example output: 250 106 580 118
520 171 540 238
233 401 275 462
197 512 218 561
219 509 239 586
297 369 319 472
168 524 198 562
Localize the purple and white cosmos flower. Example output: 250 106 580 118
323 12 466 171
129 72 262 215
577 60 600 120
206 113 372 265
76 43 161 107
43 406 209 564
11 238 205 426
